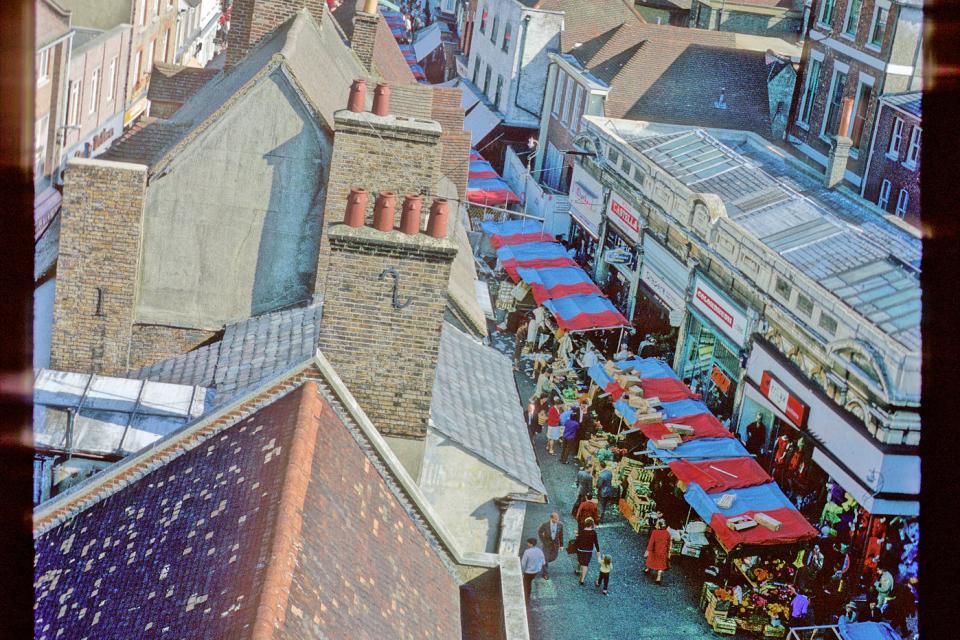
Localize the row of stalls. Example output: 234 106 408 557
380 9 429 81
468 150 521 208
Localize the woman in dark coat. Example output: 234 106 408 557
644 519 671 584
574 517 600 586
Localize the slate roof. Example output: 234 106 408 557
130 303 323 405
331 1 417 84
102 9 369 173
881 91 922 119
34 365 465 640
568 22 775 136
147 63 220 105
533 0 645 52
431 322 546 495
621 128 922 351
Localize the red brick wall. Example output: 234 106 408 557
280 388 462 639
861 103 920 228
128 323 221 371
226 0 326 69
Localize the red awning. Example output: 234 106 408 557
668 457 772 493
710 507 818 551
635 412 733 442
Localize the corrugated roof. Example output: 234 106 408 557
431 322 546 495
623 128 921 350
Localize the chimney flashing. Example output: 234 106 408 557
333 110 443 138
327 223 458 257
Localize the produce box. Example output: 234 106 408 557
712 617 737 635
763 625 787 638
700 582 719 611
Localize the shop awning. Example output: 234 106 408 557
515 266 602 304
542 294 631 332
668 457 772 493
398 44 418 62
647 435 749 461
710 507 818 551
412 22 442 62
617 357 677 379
469 159 499 179
496 242 577 283
685 481 795 522
637 412 733 443
480 219 552 247
468 154 521 208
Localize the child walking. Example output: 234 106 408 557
596 554 613 595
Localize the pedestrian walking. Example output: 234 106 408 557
643 519 671 584
521 538 546 603
576 466 594 501
596 462 617 522
546 397 563 455
559 416 579 464
536 513 564 579
575 497 600 529
574 517 600 585
595 554 613 595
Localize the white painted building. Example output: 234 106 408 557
174 0 222 67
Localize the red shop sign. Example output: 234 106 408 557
759 370 809 428
710 365 731 395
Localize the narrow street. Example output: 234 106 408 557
489 327 716 640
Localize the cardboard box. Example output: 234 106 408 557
665 422 695 436
715 494 736 509
754 512 782 531
653 438 679 450
635 411 664 424
726 516 758 531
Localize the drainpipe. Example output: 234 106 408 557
511 14 540 121
53 31 74 185
533 60 558 177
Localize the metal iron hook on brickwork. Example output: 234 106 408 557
378 268 412 309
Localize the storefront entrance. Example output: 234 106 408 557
679 312 740 419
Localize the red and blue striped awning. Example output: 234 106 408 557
468 149 521 207
469 159 498 179
515 266 602 304
495 242 577 282
542 294 630 332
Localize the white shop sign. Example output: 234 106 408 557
605 191 642 243
641 263 685 311
568 164 603 237
690 274 749 347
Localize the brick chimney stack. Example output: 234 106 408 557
352 0 381 72
315 82 443 299
319 190 458 475
226 0 326 70
824 97 855 189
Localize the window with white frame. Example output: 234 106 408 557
819 0 837 26
147 39 156 73
67 80 81 126
153 0 160 16
494 74 503 109
479 6 487 34
490 16 499 44
162 29 170 64
106 56 117 101
472 57 480 85
552 72 565 116
502 23 511 52
37 48 50 86
887 117 904 157
822 67 848 137
133 50 143 86
139 0 148 26
561 77 573 126
843 0 863 36
868 4 889 48
878 179 891 210
849 77 873 147
904 126 921 168
895 189 909 217
544 142 562 190
797 294 814 317
818 313 838 336
89 68 100 113
572 84 584 132
797 56 822 126
35 115 49 177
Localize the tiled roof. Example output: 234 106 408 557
131 303 323 405
34 368 464 639
570 23 774 135
882 91 922 119
535 0 645 52
104 10 368 174
147 63 220 105
432 323 546 495
622 128 922 351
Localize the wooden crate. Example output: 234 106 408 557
712 618 737 636
705 602 728 625
763 625 787 638
700 582 719 611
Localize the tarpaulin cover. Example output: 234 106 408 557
542 294 630 332
639 377 699 402
710 507 818 551
516 266 602 304
470 150 483 160
381 10 405 25
838 622 903 640
668 457 772 493
660 398 712 420
588 364 614 390
497 243 576 282
469 159 499 179
637 412 734 442
617 357 677 379
647 435 749 461
468 177 523 207
410 64 426 79
685 481 795 521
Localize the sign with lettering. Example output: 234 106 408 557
641 263 685 311
568 165 603 236
690 274 749 346
759 370 809 428
606 191 642 243
711 365 732 395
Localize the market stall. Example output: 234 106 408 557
516 266 603 304
496 242 577 282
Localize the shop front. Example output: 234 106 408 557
678 273 751 420
633 235 690 362
738 336 919 599
597 190 642 320
566 164 604 274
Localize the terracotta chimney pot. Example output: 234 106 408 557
344 187 368 227
372 83 391 117
362 0 378 13
373 192 396 231
399 194 424 235
348 78 367 113
426 199 449 239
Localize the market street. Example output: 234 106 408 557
491 328 715 640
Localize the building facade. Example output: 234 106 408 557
688 0 804 38
860 91 920 228
786 0 922 190
35 1 73 192
173 0 223 67
559 117 919 540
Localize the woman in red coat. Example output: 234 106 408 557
644 519 671 584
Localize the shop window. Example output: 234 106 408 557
818 313 838 335
797 294 814 317
774 276 792 300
